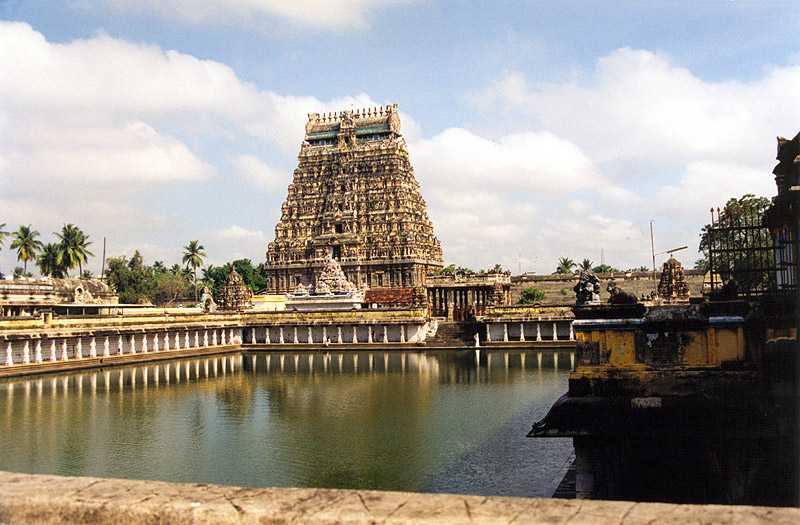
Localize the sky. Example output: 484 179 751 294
1 0 799 276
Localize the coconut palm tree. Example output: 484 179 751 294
10 225 43 275
0 223 8 250
555 257 576 275
182 240 207 301
580 259 593 271
38 243 65 278
55 224 93 277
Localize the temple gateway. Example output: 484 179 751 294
264 104 443 293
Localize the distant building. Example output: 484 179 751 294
0 278 119 317
264 104 443 293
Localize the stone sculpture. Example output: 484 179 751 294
607 280 639 305
657 257 690 303
574 269 601 305
199 286 217 313
218 270 252 311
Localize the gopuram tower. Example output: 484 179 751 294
264 104 443 293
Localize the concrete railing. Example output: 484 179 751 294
0 471 795 524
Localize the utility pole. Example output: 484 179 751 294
100 237 106 281
650 220 656 281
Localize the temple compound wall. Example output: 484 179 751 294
264 104 443 293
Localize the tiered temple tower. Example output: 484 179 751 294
264 104 443 293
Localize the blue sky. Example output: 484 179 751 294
1 1 798 275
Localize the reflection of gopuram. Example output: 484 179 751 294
264 104 443 293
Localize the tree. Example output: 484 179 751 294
592 264 619 274
698 194 772 290
0 223 8 251
579 259 593 271
182 240 207 301
439 264 456 276
488 263 506 274
38 243 66 278
519 287 545 304
10 225 43 275
55 224 93 277
555 257 576 275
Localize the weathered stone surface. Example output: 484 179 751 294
0 471 796 524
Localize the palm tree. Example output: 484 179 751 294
182 240 207 301
580 259 593 271
0 223 8 250
38 243 65 278
55 224 93 277
10 225 43 275
555 257 576 275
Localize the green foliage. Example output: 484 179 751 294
437 263 476 276
13 266 32 278
37 243 67 278
592 264 620 274
182 240 207 301
10 225 43 274
151 271 189 306
438 264 456 275
698 194 772 289
0 223 8 250
201 259 268 300
694 258 707 272
519 287 545 304
55 224 93 277
555 257 576 275
579 259 593 271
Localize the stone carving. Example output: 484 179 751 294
657 257 690 303
574 269 601 305
313 257 356 295
199 286 217 313
264 104 443 292
607 280 639 305
72 286 95 304
218 270 252 311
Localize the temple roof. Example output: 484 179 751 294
305 104 401 141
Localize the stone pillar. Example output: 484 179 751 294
50 340 57 362
552 322 558 341
265 328 271 344
569 323 575 341
337 326 343 344
220 330 226 346
185 331 191 348
90 337 98 357
194 331 200 348
203 330 209 347
142 334 148 353
400 325 406 343
118 335 124 355
5 342 13 366
75 339 81 359
279 327 284 344
293 326 299 344
62 340 69 361
474 332 480 348
164 332 170 351
520 323 525 342
308 326 314 344
229 329 235 344
322 326 328 344
35 340 43 363
129 335 136 355
22 341 30 364
503 323 509 342
382 325 388 343
251 328 256 344
153 333 159 352
352 326 358 344
212 330 217 346
103 337 110 357
536 323 542 342
368 326 373 344
486 324 492 342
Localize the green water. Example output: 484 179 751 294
0 350 572 497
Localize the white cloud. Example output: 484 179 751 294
216 225 265 240
232 154 288 190
103 0 409 30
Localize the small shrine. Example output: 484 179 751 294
218 269 253 311
286 257 364 311
657 257 690 303
574 269 601 305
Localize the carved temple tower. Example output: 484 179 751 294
264 104 443 293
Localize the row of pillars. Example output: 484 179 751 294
244 325 409 345
3 327 242 367
482 322 574 344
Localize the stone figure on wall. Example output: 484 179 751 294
607 280 639 305
574 269 601 305
199 286 217 313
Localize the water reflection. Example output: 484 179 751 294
0 350 571 497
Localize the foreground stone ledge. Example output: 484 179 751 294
0 471 797 524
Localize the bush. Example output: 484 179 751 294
519 287 545 304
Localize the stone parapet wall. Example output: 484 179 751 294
0 471 795 525
511 271 705 305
